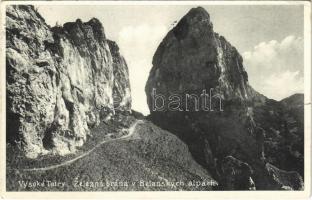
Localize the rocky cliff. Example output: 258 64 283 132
6 5 131 158
146 7 303 190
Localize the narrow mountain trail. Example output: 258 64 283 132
16 120 144 172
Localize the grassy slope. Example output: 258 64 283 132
7 116 215 191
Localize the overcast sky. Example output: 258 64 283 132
37 5 304 115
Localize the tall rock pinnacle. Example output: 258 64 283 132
146 7 263 113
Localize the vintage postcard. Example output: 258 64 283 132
0 1 311 199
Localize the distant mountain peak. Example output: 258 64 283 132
281 93 304 107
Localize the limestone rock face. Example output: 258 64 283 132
6 5 131 158
145 7 303 190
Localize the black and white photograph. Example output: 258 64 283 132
1 0 311 198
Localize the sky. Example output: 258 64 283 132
37 5 304 115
